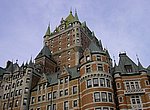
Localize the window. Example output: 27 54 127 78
93 78 99 87
42 95 45 101
116 82 120 89
24 88 29 94
130 95 141 105
53 91 57 99
101 92 107 102
60 90 63 97
59 47 61 50
108 93 112 102
68 51 70 55
38 96 41 102
65 77 69 83
31 97 35 104
67 57 70 61
103 107 109 110
73 86 77 94
15 100 19 107
20 80 23 86
97 55 101 61
60 79 63 84
48 93 52 100
23 98 27 105
73 100 77 107
19 89 22 95
64 89 68 95
106 79 110 87
86 56 90 61
3 103 6 109
125 65 132 72
37 107 40 110
94 92 100 102
47 105 51 110
97 64 103 71
95 108 101 110
59 41 61 45
15 90 19 96
86 65 91 73
146 80 149 85
67 43 70 47
26 78 30 83
64 101 69 110
125 81 140 90
53 104 56 110
119 96 123 103
59 55 61 58
100 78 105 87
87 79 92 88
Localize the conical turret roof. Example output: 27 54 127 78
44 24 51 37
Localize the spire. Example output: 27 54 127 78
74 9 79 21
44 23 51 37
70 7 72 14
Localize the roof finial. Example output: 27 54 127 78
136 54 139 63
113 55 116 66
70 7 72 14
74 8 79 21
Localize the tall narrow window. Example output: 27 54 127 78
64 101 69 110
94 92 100 102
64 89 68 95
108 93 112 102
125 65 132 72
73 86 77 94
53 91 57 99
101 92 107 102
73 100 78 107
53 104 56 110
47 105 51 110
23 98 27 105
97 55 101 61
97 64 103 71
86 65 91 73
87 79 92 88
86 56 90 61
93 78 99 87
100 78 105 87
48 93 52 100
106 79 110 87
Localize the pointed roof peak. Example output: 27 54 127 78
74 9 79 21
44 24 51 37
35 45 52 59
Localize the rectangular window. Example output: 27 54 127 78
60 79 63 84
23 98 27 105
93 78 99 87
60 90 63 97
73 100 77 107
38 96 41 102
26 78 30 83
15 100 19 107
53 104 56 110
108 93 113 102
47 105 51 110
42 95 45 101
95 108 101 110
97 64 103 71
86 56 90 61
73 86 77 94
24 88 29 94
48 93 52 100
94 92 100 102
64 101 69 110
86 65 91 73
87 79 92 88
53 91 57 99
125 65 132 72
97 55 101 61
31 97 35 104
101 92 107 102
103 107 109 110
100 78 105 87
64 89 68 95
131 95 141 104
65 77 69 83
106 79 110 87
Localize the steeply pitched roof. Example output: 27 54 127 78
74 9 79 22
44 25 51 37
88 41 103 53
35 45 52 59
65 11 75 24
116 53 139 74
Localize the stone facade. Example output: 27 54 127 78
0 10 150 110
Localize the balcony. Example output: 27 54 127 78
124 89 145 95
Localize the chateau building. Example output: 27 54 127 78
0 10 150 110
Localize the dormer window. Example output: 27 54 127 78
86 55 90 61
125 65 132 72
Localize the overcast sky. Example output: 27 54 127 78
0 0 150 68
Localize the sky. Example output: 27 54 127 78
0 0 150 68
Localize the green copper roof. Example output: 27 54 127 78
74 10 79 21
35 45 52 59
44 25 51 37
65 11 75 24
